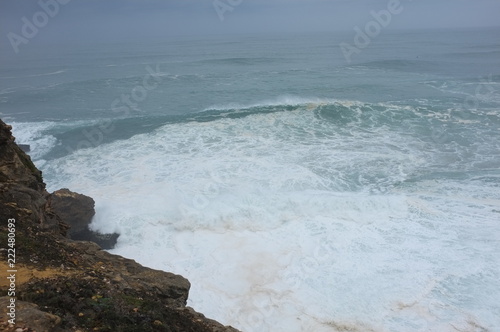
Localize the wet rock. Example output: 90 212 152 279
51 188 119 249
70 227 120 250
18 144 30 152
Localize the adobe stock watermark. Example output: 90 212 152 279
5 218 17 326
340 0 412 63
7 0 72 54
64 64 165 154
213 0 243 21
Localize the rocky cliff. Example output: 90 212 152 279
0 119 239 332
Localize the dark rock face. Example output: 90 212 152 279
18 144 30 152
51 188 119 249
51 188 95 236
0 120 64 236
0 119 240 332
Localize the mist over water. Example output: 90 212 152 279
3 28 500 331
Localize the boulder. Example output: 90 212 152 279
51 188 95 236
51 188 119 249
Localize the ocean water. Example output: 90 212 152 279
1 28 500 331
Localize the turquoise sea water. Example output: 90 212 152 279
1 28 500 331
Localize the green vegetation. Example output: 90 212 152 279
22 274 210 332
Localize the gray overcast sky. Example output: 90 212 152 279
1 0 500 47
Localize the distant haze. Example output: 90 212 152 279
1 0 500 49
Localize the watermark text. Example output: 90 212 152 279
5 218 17 325
7 0 72 54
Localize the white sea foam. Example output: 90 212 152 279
203 95 354 112
0 69 67 80
10 119 114 161
10 121 58 160
40 105 500 332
